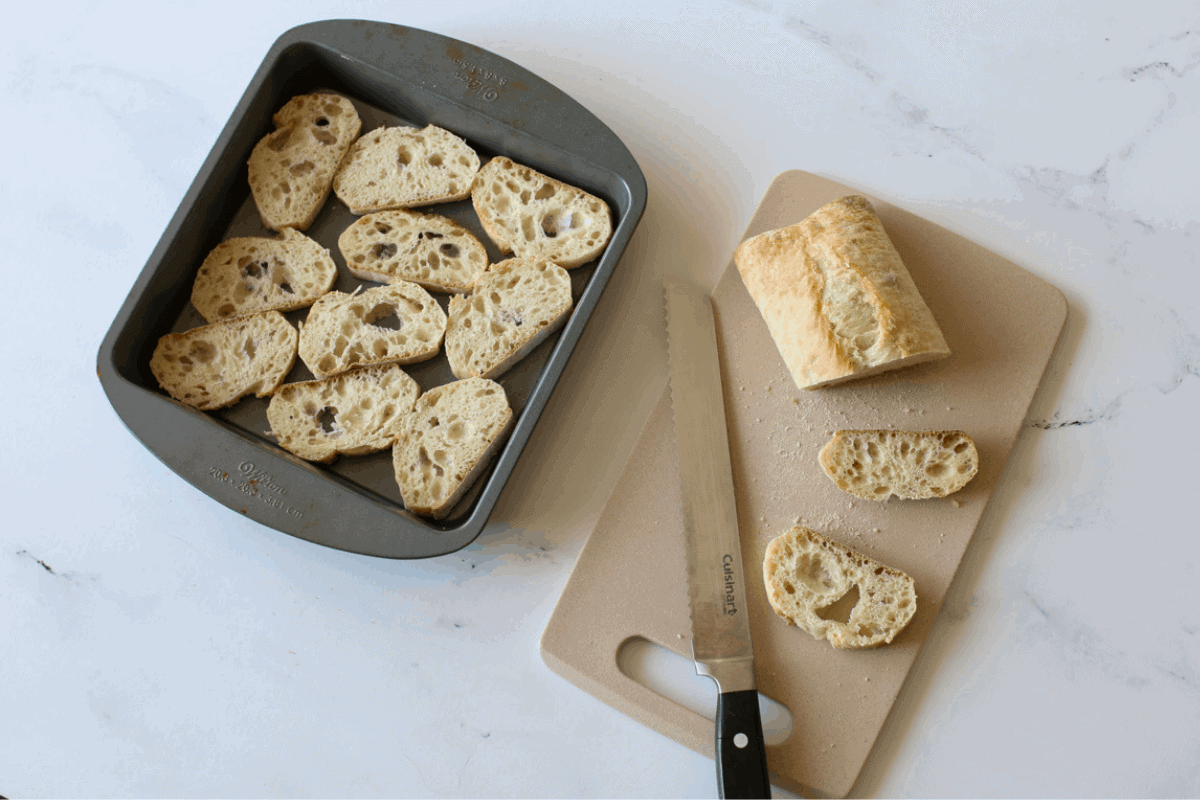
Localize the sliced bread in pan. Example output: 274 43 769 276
763 526 917 649
247 93 362 231
444 257 573 380
332 125 481 214
297 282 447 379
266 362 420 463
337 209 488 293
191 228 337 323
471 156 612 268
393 377 513 519
150 311 297 411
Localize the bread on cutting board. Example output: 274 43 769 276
190 228 337 323
733 194 950 390
266 362 421 463
471 156 612 268
763 525 917 649
332 125 481 213
392 377 513 519
337 209 488 294
444 257 573 380
150 311 298 411
247 93 362 232
819 429 979 500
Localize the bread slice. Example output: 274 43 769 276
337 209 487 293
247 93 362 231
332 125 481 214
819 429 979 500
150 311 297 410
763 526 917 649
297 282 447 379
266 362 420 463
190 228 337 323
471 156 613 268
733 195 950 390
444 257 573 380
392 377 514 519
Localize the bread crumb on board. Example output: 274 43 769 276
792 512 866 538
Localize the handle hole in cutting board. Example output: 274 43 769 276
617 636 794 746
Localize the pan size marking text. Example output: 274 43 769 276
450 58 507 102
207 463 303 518
722 554 738 615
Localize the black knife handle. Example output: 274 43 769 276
715 689 771 798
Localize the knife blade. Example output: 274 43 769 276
664 276 771 799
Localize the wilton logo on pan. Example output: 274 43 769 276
723 554 738 615
238 462 287 495
450 58 508 102
207 462 303 518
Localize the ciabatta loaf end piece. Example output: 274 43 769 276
247 93 361 231
150 311 297 411
191 228 337 323
733 195 949 390
445 257 573 380
298 282 447 379
820 429 978 500
471 157 612 268
266 362 420 463
332 125 480 214
338 209 487 293
393 377 513 519
763 526 916 649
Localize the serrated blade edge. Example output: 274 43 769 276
664 276 757 693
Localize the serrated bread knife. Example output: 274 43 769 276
664 276 771 799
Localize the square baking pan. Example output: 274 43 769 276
97 19 647 559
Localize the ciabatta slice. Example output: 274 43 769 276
297 282 447 379
266 362 420 463
819 429 979 500
392 378 513 519
247 93 361 231
471 157 612 268
445 257 573 380
150 311 297 411
763 526 917 649
338 209 487 293
332 125 480 213
191 228 336 323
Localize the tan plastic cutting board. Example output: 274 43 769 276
540 171 1067 797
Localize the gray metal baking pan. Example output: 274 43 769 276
97 20 647 559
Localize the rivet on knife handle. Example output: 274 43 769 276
664 276 772 798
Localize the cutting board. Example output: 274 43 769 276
540 171 1067 797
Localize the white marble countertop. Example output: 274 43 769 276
3 2 1198 797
